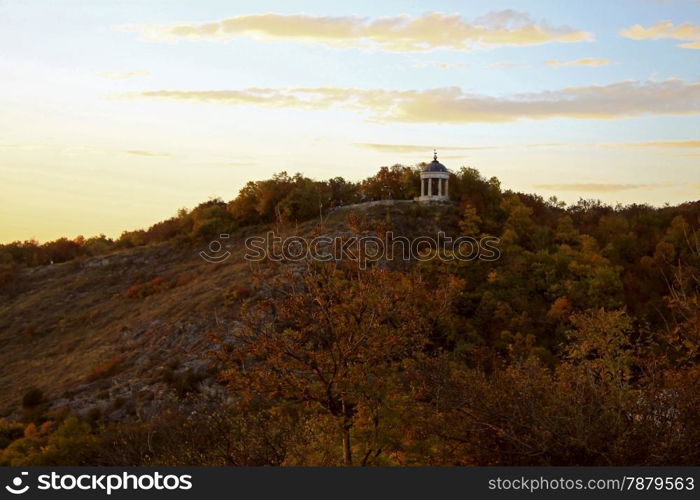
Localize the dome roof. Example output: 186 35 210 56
422 150 448 172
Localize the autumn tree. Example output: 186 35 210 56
405 308 700 465
360 165 420 201
215 261 461 465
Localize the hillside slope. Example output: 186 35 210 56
0 240 242 420
0 201 456 421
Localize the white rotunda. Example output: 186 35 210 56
418 150 450 202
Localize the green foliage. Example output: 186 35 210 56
566 309 636 385
189 199 236 241
458 203 482 235
0 419 24 449
0 417 97 466
360 164 420 200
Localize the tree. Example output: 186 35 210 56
458 203 482 236
360 165 420 201
228 181 262 225
189 199 236 241
215 261 460 465
277 175 328 222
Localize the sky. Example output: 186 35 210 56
1 0 699 243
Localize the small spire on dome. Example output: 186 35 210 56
433 149 437 161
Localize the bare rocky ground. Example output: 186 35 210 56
0 238 249 421
0 201 457 422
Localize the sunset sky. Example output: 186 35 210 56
1 0 699 242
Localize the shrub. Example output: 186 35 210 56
124 276 173 299
86 408 101 422
225 285 252 304
21 388 44 409
85 357 124 383
0 419 24 449
173 369 205 397
0 417 98 466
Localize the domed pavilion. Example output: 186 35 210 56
418 150 449 202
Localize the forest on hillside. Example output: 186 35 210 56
0 165 699 465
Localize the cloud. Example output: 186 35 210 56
124 78 700 123
438 154 471 160
226 160 257 166
118 11 593 51
621 21 700 49
546 57 610 67
120 149 173 157
0 143 175 158
433 62 467 69
354 140 700 155
98 70 151 80
354 143 565 152
412 62 467 70
610 140 700 149
535 183 662 192
355 143 471 153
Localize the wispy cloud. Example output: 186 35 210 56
120 149 173 158
355 143 472 153
434 62 467 69
438 154 471 160
0 143 174 158
124 78 700 123
354 143 565 152
535 183 663 192
97 70 151 80
546 57 610 67
355 140 700 154
621 21 700 49
413 61 468 70
609 140 700 149
226 160 257 166
118 11 593 52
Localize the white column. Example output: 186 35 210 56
438 178 442 197
445 179 448 198
422 178 425 197
428 177 432 196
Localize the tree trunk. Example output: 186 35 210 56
341 399 353 466
341 424 352 466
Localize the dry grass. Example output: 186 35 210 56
0 202 453 417
0 231 254 414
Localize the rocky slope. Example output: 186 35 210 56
0 201 457 421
